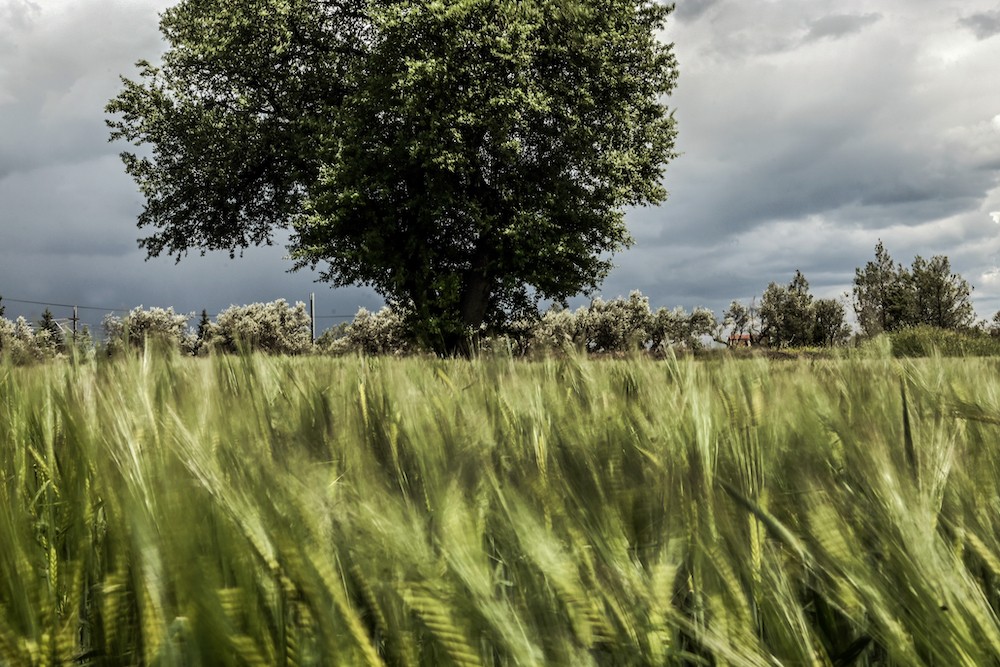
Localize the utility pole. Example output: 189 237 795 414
71 306 79 341
309 293 316 343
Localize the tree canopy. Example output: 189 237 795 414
853 242 974 336
107 0 679 352
757 270 849 348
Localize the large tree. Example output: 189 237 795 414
107 0 679 352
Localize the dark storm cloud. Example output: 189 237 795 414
959 11 1000 40
0 0 379 331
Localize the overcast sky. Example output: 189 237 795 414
2 0 1000 332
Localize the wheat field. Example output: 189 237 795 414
1 346 999 665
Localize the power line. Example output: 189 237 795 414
2 295 365 322
1 297 129 313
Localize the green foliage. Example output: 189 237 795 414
650 304 717 350
854 242 975 336
36 308 64 352
575 292 656 353
522 292 715 355
910 254 975 329
811 297 851 347
758 271 849 348
4 352 1000 663
319 292 717 357
885 324 1000 357
107 0 679 353
196 309 211 345
723 299 755 344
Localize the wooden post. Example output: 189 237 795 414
309 293 316 343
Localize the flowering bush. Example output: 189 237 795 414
0 317 58 364
103 307 194 354
205 300 313 355
319 307 410 356
527 307 581 353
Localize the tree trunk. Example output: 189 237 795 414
444 243 493 356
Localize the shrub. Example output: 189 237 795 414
103 307 194 354
0 316 57 364
528 307 581 354
320 307 410 356
305 292 723 357
887 325 1000 357
205 300 313 355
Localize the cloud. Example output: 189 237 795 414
803 13 882 43
0 0 39 35
0 0 171 178
959 11 1000 40
672 0 721 23
631 0 1000 319
991 211 1000 224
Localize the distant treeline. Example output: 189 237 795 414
0 243 996 361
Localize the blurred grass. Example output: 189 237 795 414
1 347 1000 665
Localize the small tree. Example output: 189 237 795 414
195 309 212 353
320 307 410 356
723 300 751 346
760 271 815 348
0 317 54 364
576 293 653 354
853 241 913 336
910 254 975 330
854 242 976 335
650 306 716 350
37 308 64 352
811 298 851 347
197 309 211 340
757 272 849 348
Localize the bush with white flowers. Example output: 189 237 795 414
0 316 58 364
319 307 410 356
103 307 194 354
205 300 313 355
